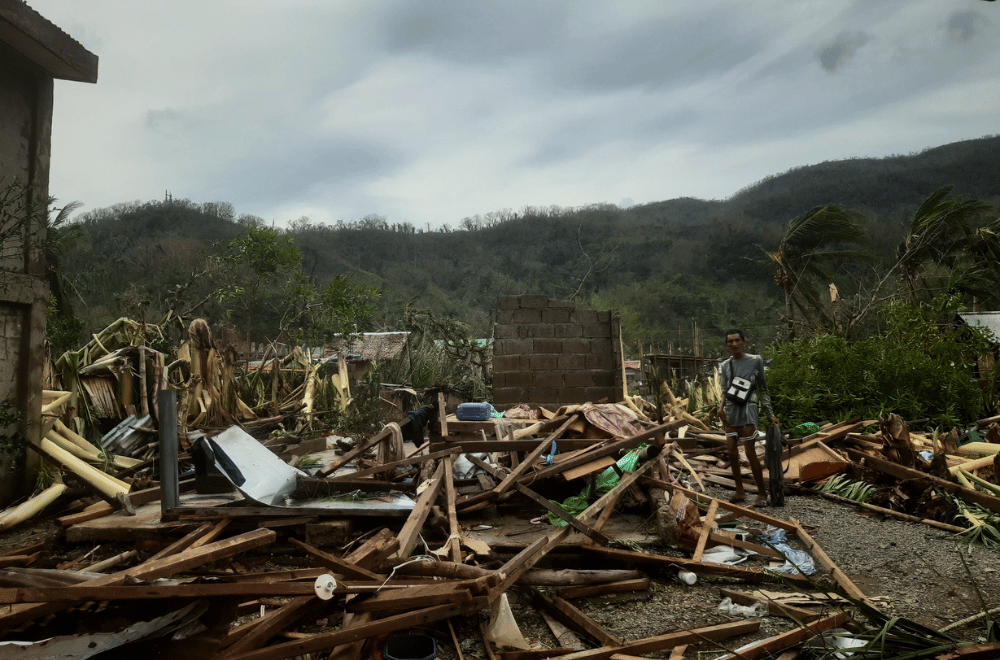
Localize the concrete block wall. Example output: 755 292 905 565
492 295 623 410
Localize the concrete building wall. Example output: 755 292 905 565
492 295 623 410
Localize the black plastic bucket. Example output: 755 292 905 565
383 634 437 660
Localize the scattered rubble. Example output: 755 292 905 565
1 318 1000 659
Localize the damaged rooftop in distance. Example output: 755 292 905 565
0 296 997 659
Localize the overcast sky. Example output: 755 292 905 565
29 1 1000 229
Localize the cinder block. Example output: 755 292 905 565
558 354 588 370
589 338 614 353
596 311 612 323
495 310 515 325
492 355 519 372
591 371 615 387
586 386 617 402
564 372 595 388
520 295 550 308
582 323 612 338
561 338 589 354
305 520 353 548
533 338 562 353
552 323 583 338
535 372 564 387
548 299 576 309
528 355 559 371
512 309 542 323
524 324 555 339
541 308 572 323
497 338 533 355
527 387 560 403
572 310 599 324
586 353 614 370
506 371 534 388
560 387 588 403
497 296 520 310
494 324 518 340
492 387 523 405
492 372 507 388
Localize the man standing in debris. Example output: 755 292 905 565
718 329 779 506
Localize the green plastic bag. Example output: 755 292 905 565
546 444 646 526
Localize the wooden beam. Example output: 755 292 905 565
443 455 463 562
226 598 487 660
289 537 381 581
325 447 460 482
790 517 874 608
220 596 321 658
540 620 760 660
319 426 393 477
717 588 822 623
847 449 1000 515
396 462 446 558
638 478 796 531
580 545 811 586
514 483 610 545
691 500 717 562
0 580 319 604
558 578 650 601
524 586 622 648
710 613 848 660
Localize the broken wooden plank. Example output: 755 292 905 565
514 482 610 545
524 586 622 647
558 578 650 600
443 454 463 562
0 581 318 603
227 598 488 660
396 462 446 558
691 499 717 562
318 425 394 477
638 478 796 532
536 619 760 660
790 517 874 608
710 612 848 660
325 447 460 482
289 537 380 581
220 596 321 658
580 545 812 586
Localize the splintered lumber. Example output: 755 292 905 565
443 455 463 562
810 490 966 533
524 586 623 647
289 538 380 581
227 599 488 660
539 620 760 660
519 569 644 587
344 527 399 570
691 499 718 562
458 414 580 509
671 446 706 491
581 545 812 586
347 583 474 612
529 421 680 482
326 447 460 482
540 611 586 650
717 588 822 622
846 449 1000 515
0 528 276 631
711 612 848 660
0 581 319 604
319 425 394 477
0 481 68 532
639 478 797 532
790 517 873 608
515 483 610 545
396 462 446 558
221 596 322 658
558 578 650 600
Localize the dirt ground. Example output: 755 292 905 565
2 484 999 658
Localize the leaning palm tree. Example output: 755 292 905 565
765 205 869 338
895 186 991 300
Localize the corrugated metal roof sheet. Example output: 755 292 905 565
957 312 1000 341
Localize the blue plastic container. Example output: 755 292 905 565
383 634 437 660
456 402 493 421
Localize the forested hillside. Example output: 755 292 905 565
53 135 1000 357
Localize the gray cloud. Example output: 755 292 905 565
946 10 984 43
816 31 870 72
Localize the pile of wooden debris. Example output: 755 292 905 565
1 320 999 659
